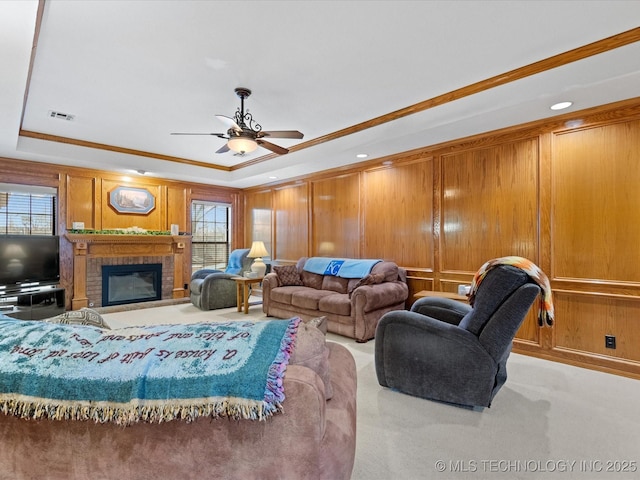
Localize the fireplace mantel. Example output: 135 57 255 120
65 234 190 309
66 233 187 254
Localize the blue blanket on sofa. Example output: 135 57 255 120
0 317 299 425
303 257 381 278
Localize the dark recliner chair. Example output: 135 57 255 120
190 248 252 310
374 265 541 408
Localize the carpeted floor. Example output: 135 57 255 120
101 302 640 480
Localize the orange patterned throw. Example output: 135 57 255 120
468 256 554 327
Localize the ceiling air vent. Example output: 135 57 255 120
48 110 75 121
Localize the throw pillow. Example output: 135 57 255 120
347 272 385 297
307 315 328 335
273 265 304 286
290 320 333 399
45 308 111 329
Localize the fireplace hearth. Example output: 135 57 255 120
102 264 162 307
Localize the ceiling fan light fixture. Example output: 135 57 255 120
227 135 258 154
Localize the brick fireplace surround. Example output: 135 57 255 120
65 234 188 310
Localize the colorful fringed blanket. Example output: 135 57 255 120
0 317 300 426
303 257 381 278
469 256 554 327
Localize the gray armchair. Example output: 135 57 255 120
375 265 541 408
190 248 252 310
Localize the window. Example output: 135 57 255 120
0 184 57 235
191 201 231 273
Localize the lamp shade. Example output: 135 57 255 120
227 134 258 154
247 241 269 259
247 241 269 278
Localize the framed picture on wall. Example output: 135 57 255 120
108 186 155 214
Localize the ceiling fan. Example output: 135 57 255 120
171 87 304 155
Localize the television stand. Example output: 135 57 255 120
0 288 65 320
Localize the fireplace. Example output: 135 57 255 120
102 264 162 307
65 233 188 310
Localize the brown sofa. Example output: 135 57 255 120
263 257 409 342
0 321 357 480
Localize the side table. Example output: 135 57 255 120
234 276 265 314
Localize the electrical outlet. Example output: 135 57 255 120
605 335 616 349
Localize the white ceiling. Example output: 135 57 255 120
2 1 640 189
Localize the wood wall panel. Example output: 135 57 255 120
406 275 434 307
440 139 539 273
312 173 360 258
554 291 640 362
362 160 433 267
101 179 164 230
66 175 96 229
245 189 273 254
274 183 309 262
166 185 187 232
166 185 188 290
552 120 640 282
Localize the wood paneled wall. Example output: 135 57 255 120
243 97 640 379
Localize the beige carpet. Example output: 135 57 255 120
102 302 640 480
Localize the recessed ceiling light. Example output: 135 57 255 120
356 153 368 159
269 176 278 179
550 101 573 111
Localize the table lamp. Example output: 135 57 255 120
247 241 269 277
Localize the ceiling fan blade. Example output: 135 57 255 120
215 143 230 154
257 139 289 155
216 115 241 132
259 130 304 139
170 132 228 139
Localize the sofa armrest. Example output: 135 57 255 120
190 273 239 310
351 281 408 313
410 297 471 326
191 268 224 281
262 272 280 314
190 273 236 294
263 272 279 288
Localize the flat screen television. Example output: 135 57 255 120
0 235 60 294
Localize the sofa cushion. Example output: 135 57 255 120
270 285 307 305
290 320 333 399
322 275 349 294
45 308 110 329
273 265 304 286
301 270 324 289
291 289 336 310
318 294 351 316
